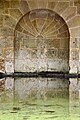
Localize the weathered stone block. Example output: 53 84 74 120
30 49 37 58
23 30 35 38
70 38 79 49
37 0 48 8
32 20 38 32
15 59 37 72
37 59 47 71
47 59 69 72
29 10 36 21
19 0 30 15
5 36 14 47
23 38 36 48
69 60 79 73
47 48 58 59
57 31 70 38
46 31 59 38
58 49 69 60
46 38 59 48
3 15 17 28
69 27 80 37
9 1 20 8
3 47 14 60
42 19 54 34
0 36 5 48
47 2 58 10
16 26 23 35
54 2 69 14
9 8 22 21
36 18 45 32
60 38 69 49
70 49 79 60
23 17 38 36
27 0 38 10
5 60 14 73
74 1 80 14
1 26 14 36
62 7 76 21
0 58 5 72
43 19 58 34
67 16 80 28
59 24 69 33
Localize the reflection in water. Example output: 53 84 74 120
14 78 69 101
0 78 80 120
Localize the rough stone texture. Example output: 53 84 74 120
0 26 14 36
62 7 76 21
54 2 69 15
69 27 80 37
0 0 80 100
14 9 69 73
37 0 48 9
19 0 30 15
3 15 17 28
74 1 80 14
9 9 23 21
67 16 80 28
27 0 38 10
4 47 14 73
47 2 58 11
9 1 20 8
70 38 79 49
69 60 79 73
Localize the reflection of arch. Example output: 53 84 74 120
14 9 70 72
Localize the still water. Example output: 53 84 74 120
0 97 80 120
0 77 80 120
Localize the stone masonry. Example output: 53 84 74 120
0 0 80 101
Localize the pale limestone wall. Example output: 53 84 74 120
0 0 79 73
0 0 80 100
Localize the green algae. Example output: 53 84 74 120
0 97 80 120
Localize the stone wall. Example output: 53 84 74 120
0 0 79 73
14 9 69 72
0 0 80 100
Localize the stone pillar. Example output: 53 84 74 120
69 37 79 100
3 47 14 102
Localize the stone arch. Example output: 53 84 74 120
14 9 70 72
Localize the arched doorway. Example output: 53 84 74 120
14 9 70 99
